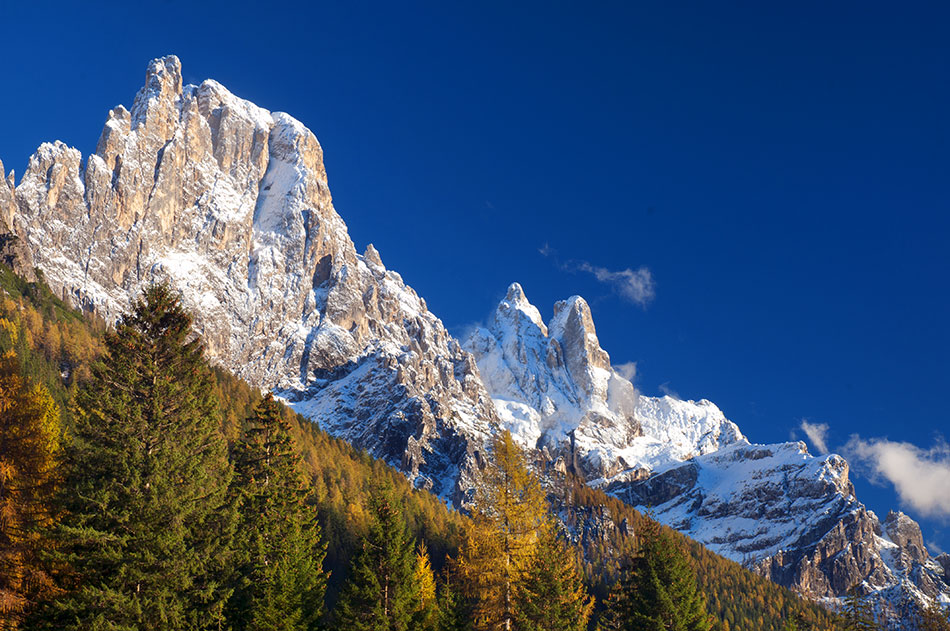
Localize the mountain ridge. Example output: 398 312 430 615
3 55 947 622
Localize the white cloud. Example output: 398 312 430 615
614 361 637 382
800 420 830 455
538 246 655 307
845 436 950 520
927 539 945 555
578 262 655 306
659 382 680 400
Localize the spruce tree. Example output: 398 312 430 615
602 519 710 631
42 284 236 630
335 480 417 631
436 569 472 631
228 393 328 631
841 587 878 631
458 430 548 631
0 345 62 630
513 524 594 631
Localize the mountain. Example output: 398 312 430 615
4 55 494 501
462 282 745 481
0 257 846 631
2 55 947 621
464 283 950 613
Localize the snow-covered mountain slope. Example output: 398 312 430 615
5 56 496 499
466 284 950 612
3 55 947 618
463 283 745 479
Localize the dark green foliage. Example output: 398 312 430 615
436 570 472 631
40 284 236 630
334 481 418 630
841 587 878 631
0 268 854 631
602 519 711 631
513 525 594 631
558 476 845 631
227 393 328 631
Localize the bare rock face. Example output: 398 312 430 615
884 510 928 565
607 441 950 612
10 55 496 499
0 232 36 282
463 283 645 479
937 553 950 578
0 159 16 231
464 284 744 481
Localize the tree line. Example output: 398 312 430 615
2 270 936 630
0 283 713 630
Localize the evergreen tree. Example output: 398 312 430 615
42 284 236 630
0 339 62 629
513 523 594 631
602 520 710 631
227 393 328 631
335 480 417 631
841 587 877 631
436 568 472 631
458 430 548 631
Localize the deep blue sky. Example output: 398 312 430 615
2 1 948 550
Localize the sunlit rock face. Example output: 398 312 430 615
463 283 744 480
466 285 950 615
6 55 948 621
9 55 496 500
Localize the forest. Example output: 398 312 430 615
2 264 943 630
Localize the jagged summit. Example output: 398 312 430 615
464 284 744 479
6 55 497 499
466 284 950 610
2 56 947 620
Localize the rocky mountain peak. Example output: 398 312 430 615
5 55 948 622
0 158 15 230
884 510 928 564
494 282 548 336
465 286 748 481
7 55 496 500
132 54 184 134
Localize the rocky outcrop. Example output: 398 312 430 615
607 441 950 611
0 232 36 282
884 510 928 565
463 283 744 480
9 55 496 500
4 55 947 621
0 159 16 232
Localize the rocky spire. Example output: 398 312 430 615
8 56 497 499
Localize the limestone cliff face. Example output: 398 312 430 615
5 55 947 622
607 442 950 608
464 283 744 480
0 159 16 231
9 55 496 499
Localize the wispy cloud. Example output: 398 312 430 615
614 361 637 382
845 436 950 520
800 420 830 455
577 262 655 307
659 382 680 400
927 539 945 555
538 245 655 307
